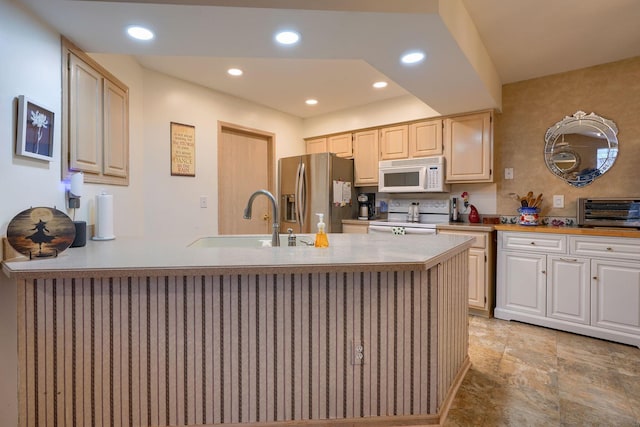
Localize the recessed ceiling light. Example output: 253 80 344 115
305 99 318 105
275 31 300 45
401 51 425 65
373 81 388 89
126 25 154 41
227 68 243 76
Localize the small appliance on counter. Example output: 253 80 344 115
577 198 640 228
357 192 376 220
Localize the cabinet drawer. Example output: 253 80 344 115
501 232 566 253
439 230 486 249
569 236 640 260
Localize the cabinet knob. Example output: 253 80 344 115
593 276 598 280
606 247 613 251
530 242 536 245
541 270 546 274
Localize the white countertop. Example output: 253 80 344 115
2 233 473 278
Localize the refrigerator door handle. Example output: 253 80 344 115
294 161 303 230
298 162 307 231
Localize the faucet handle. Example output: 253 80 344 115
287 228 296 246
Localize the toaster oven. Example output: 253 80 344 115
577 198 640 228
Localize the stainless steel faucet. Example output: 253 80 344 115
243 189 280 247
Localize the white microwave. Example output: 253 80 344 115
378 156 449 193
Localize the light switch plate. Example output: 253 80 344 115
504 168 514 180
200 196 208 208
553 195 564 208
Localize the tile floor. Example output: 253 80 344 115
445 316 640 427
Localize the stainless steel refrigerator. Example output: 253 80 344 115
279 152 357 233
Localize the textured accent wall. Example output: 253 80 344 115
17 254 468 427
495 56 640 217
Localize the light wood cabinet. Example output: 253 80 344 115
438 228 495 317
496 231 640 347
352 129 379 186
409 119 443 157
342 222 369 234
305 136 327 154
328 132 353 158
379 124 408 160
444 111 492 183
63 39 129 185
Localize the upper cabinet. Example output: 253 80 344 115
409 119 443 157
379 124 408 160
444 111 493 183
353 129 379 186
63 39 129 185
305 136 327 154
328 132 353 158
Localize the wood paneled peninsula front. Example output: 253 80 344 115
2 233 473 427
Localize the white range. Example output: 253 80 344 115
369 199 450 235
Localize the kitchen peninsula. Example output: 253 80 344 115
2 233 472 427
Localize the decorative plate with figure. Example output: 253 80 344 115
7 207 76 259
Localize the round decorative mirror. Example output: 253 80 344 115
544 111 618 187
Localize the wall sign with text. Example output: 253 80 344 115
170 122 195 176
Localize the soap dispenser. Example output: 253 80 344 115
314 213 329 248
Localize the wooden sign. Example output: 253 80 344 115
170 122 195 176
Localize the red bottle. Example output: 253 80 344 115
468 205 480 223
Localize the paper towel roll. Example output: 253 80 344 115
93 192 115 240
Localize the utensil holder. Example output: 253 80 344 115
518 207 540 225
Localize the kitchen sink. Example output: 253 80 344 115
189 235 277 248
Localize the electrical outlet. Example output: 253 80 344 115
352 340 364 365
200 196 208 208
553 195 564 208
504 168 514 180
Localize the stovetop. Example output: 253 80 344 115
369 198 450 228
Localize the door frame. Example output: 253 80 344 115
217 121 276 232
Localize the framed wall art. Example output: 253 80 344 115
16 95 55 161
170 122 196 176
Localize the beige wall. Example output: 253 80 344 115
495 56 640 217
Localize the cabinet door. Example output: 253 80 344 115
342 223 369 234
591 259 640 335
69 52 102 174
409 119 442 157
352 129 379 186
379 125 408 160
444 111 492 182
328 133 353 158
497 250 546 316
547 256 590 324
103 79 128 178
468 247 487 310
305 137 327 154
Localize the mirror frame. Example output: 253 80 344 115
544 111 618 187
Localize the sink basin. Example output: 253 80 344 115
189 235 276 248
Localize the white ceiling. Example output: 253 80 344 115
15 0 640 118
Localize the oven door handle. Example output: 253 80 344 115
368 225 436 235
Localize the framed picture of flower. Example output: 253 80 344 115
16 95 55 161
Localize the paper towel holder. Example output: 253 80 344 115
67 172 83 209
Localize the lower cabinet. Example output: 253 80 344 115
438 228 495 317
496 231 640 347
342 221 369 234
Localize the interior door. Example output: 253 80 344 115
218 122 274 235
